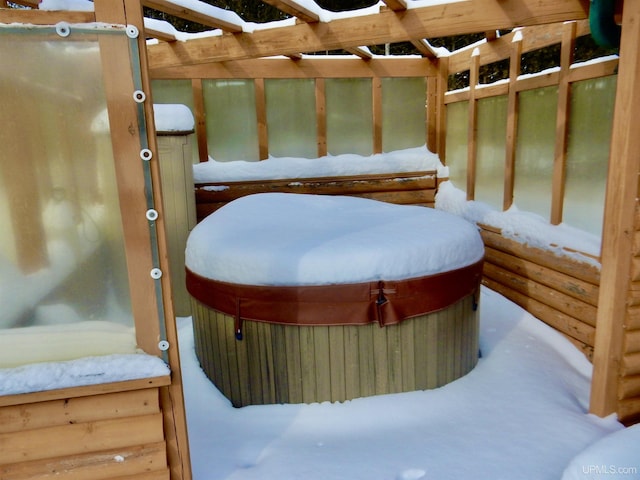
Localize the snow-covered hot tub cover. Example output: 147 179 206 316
185 193 484 336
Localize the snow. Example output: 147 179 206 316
193 145 443 183
154 103 195 133
0 352 169 395
185 192 484 286
178 286 637 480
436 181 602 263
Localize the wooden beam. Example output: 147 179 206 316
151 57 436 80
147 0 589 68
142 0 243 33
410 39 438 59
0 9 95 23
447 20 590 75
345 46 373 60
261 0 320 23
590 0 640 419
382 0 408 10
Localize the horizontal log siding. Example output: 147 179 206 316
194 171 437 222
0 388 169 479
480 226 600 360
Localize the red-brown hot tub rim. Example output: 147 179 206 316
186 257 483 340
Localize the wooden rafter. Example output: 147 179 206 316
261 0 320 23
142 0 243 33
410 39 438 59
382 0 408 10
147 0 589 68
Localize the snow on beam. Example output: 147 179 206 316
147 0 589 68
142 0 244 33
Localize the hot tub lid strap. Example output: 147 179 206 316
186 259 483 337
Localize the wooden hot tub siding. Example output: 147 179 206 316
191 295 479 407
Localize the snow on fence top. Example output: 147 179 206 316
192 145 445 183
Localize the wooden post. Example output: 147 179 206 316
372 77 383 154
191 78 209 163
315 78 327 157
95 0 193 477
590 0 640 420
436 57 449 162
255 78 269 160
426 73 438 154
467 50 480 200
550 21 576 224
503 33 522 211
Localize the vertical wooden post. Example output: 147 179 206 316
436 57 449 163
191 78 208 163
467 50 480 200
550 21 576 224
95 0 193 477
372 77 383 154
255 78 269 160
426 74 438 154
315 78 327 157
503 33 522 211
590 0 640 420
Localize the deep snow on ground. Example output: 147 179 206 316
177 287 638 480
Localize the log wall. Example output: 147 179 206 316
0 379 172 480
480 225 601 360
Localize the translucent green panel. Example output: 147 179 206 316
564 76 616 236
381 78 426 152
265 79 317 158
325 78 373 156
0 32 135 367
475 96 507 210
514 86 558 220
444 101 469 192
151 79 198 164
203 79 259 161
151 79 194 110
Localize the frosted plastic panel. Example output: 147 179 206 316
513 86 558 220
444 101 469 192
151 79 198 164
203 79 259 161
265 79 317 158
381 78 427 152
475 96 508 210
151 79 194 110
325 78 373 156
0 31 135 368
564 76 616 236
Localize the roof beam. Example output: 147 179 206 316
142 0 243 33
147 0 589 68
260 0 320 23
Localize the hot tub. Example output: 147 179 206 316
186 193 484 407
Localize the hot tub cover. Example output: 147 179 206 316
185 193 484 332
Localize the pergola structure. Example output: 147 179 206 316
1 0 639 479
